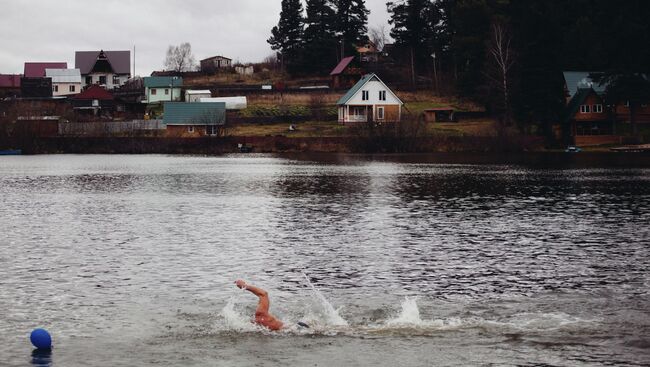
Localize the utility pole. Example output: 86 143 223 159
431 53 439 96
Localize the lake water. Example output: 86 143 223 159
1 154 649 366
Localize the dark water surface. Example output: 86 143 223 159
1 154 649 366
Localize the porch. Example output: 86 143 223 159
339 105 374 123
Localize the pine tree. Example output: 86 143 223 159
387 0 442 85
333 0 370 56
268 0 305 72
302 0 338 74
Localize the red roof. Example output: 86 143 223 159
330 56 355 76
73 85 114 100
0 74 22 88
24 62 67 78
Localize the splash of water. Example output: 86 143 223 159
220 297 259 332
302 273 348 326
387 297 422 325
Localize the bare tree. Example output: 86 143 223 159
485 23 516 125
368 25 388 52
164 42 197 72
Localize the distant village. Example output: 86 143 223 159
0 44 649 153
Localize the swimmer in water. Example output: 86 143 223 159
235 280 285 331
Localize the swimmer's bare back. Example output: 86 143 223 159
235 280 284 331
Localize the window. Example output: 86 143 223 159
151 89 157 95
362 90 369 101
92 100 99 107
53 85 58 92
352 107 365 116
187 126 195 133
206 125 218 135
379 90 386 101
165 89 169 95
580 105 591 113
113 76 120 85
377 106 385 120
593 104 603 113
99 76 107 85
69 85 75 92
85 76 92 85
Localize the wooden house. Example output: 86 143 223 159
564 87 620 146
336 73 403 124
75 50 131 89
357 41 380 63
330 56 363 89
200 56 232 74
564 71 650 132
163 102 226 137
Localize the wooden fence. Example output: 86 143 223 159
58 120 165 136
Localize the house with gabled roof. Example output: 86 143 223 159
45 69 82 96
563 87 617 144
163 102 226 137
336 73 403 124
75 50 131 89
330 56 363 89
563 71 650 145
143 76 183 104
200 56 232 74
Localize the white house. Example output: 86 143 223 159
75 50 131 89
45 68 82 96
337 73 403 123
185 90 212 102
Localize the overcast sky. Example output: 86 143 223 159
0 0 390 76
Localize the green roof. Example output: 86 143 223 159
336 73 403 105
337 74 377 105
163 102 226 125
144 76 183 88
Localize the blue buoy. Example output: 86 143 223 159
30 328 52 350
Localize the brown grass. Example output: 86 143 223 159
228 121 347 138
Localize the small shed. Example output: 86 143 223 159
185 90 212 102
423 108 456 123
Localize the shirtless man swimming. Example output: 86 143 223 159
235 280 285 330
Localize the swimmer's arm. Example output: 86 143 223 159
235 280 268 297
